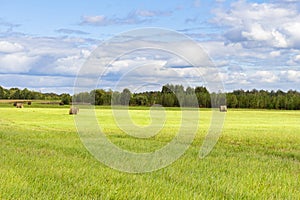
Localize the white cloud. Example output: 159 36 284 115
0 35 95 79
164 57 190 67
282 22 300 48
253 71 279 83
281 70 300 82
0 53 38 73
81 15 107 25
213 0 300 49
0 41 24 53
70 35 226 93
270 51 281 57
220 71 249 85
23 36 90 56
294 55 300 62
286 50 300 65
53 49 91 75
242 23 271 41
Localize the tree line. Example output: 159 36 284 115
1 85 300 110
70 84 300 110
0 86 71 105
72 85 212 108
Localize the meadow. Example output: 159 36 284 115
0 104 299 199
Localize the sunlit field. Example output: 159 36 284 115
1 105 299 199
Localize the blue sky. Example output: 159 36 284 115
0 0 300 94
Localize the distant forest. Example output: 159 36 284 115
1 85 300 110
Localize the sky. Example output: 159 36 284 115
0 0 300 94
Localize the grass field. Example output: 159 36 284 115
1 105 300 199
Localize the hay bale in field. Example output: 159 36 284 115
16 103 23 108
219 105 227 112
69 107 79 115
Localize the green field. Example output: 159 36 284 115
1 106 300 199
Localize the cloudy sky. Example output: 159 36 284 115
0 0 300 94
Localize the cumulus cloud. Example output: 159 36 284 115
287 51 300 65
253 71 279 83
294 55 300 62
281 70 300 82
71 32 225 93
0 41 24 53
220 71 249 85
52 49 90 75
0 36 94 77
270 51 281 57
0 53 38 73
0 37 91 93
213 0 300 49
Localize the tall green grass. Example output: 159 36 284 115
1 107 299 199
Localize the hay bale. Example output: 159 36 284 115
16 103 23 108
69 107 79 115
219 105 227 112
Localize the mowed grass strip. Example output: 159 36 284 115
0 107 299 199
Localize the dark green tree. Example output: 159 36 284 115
120 88 131 105
61 93 71 105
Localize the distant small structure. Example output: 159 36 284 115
16 103 23 108
219 105 227 112
69 107 79 115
